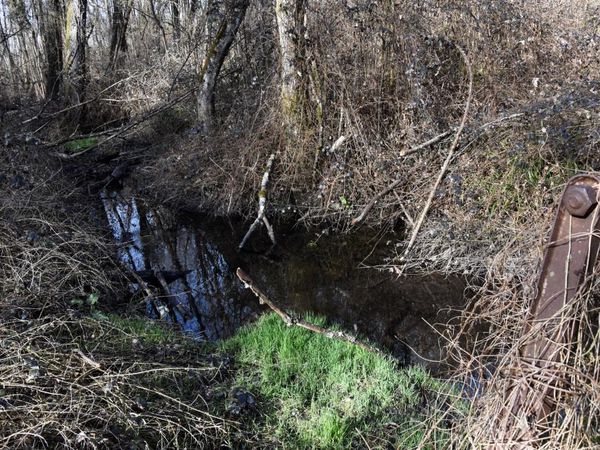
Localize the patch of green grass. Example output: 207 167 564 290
99 313 178 346
222 313 449 449
64 137 98 153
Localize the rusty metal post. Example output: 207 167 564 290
498 174 600 445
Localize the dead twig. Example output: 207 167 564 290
399 130 452 157
403 43 473 258
350 128 452 227
238 153 277 250
236 268 384 355
351 178 403 226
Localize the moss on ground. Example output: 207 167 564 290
64 137 98 153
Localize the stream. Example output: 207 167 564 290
102 190 468 368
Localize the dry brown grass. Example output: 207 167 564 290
0 317 229 449
0 146 232 449
438 244 600 449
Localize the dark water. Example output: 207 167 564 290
102 191 468 367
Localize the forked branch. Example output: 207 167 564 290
239 153 277 250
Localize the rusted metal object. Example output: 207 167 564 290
523 175 600 364
500 174 600 444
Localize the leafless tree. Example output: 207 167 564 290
197 0 250 134
109 0 132 69
275 0 307 138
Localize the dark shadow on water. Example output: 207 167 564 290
102 191 469 368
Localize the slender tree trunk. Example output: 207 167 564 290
109 0 132 69
275 0 307 138
172 0 181 43
63 0 88 122
27 1 46 99
149 0 168 52
0 12 18 86
77 0 88 106
43 0 64 99
197 0 249 134
8 0 40 97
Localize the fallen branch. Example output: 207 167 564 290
119 262 163 318
52 88 194 159
351 178 403 226
238 153 276 250
236 268 384 355
119 263 186 321
399 130 452 157
403 42 473 258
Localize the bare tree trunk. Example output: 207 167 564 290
7 0 30 66
64 0 87 105
172 0 181 43
197 0 249 134
275 0 307 138
42 0 65 99
0 9 18 86
25 1 46 99
109 0 132 69
77 0 88 109
149 0 168 52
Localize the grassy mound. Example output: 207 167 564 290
223 313 451 449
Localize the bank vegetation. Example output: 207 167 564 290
1 0 600 448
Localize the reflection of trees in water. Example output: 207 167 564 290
102 193 253 340
101 192 145 271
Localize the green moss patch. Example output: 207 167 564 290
64 137 98 153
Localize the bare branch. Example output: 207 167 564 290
236 268 384 355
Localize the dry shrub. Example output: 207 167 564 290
302 0 600 233
0 145 230 449
142 0 600 234
141 113 282 218
438 237 600 449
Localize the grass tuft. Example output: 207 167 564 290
222 313 448 448
100 313 179 346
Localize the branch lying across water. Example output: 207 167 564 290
236 268 384 356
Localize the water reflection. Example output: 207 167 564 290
102 191 468 367
101 191 258 340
